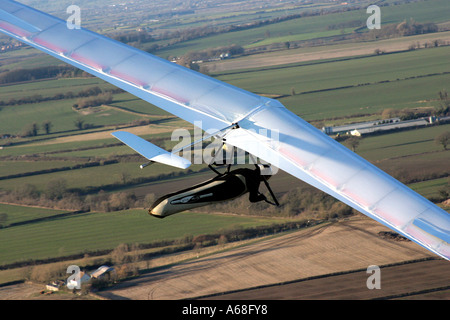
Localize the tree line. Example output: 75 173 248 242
360 20 439 41
0 66 87 85
72 92 113 110
111 2 373 54
0 178 141 213
0 85 122 107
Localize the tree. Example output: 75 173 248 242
143 193 156 208
13 183 39 200
22 122 39 137
29 262 66 283
218 234 228 248
74 92 113 109
129 243 143 264
438 179 449 200
435 131 450 150
46 178 67 200
30 122 39 136
437 90 450 116
119 171 131 184
111 243 129 265
346 136 361 152
42 120 52 134
74 118 85 130
109 192 137 211
438 90 448 101
381 108 396 119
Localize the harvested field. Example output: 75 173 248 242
204 259 450 300
207 31 450 72
25 123 176 147
97 217 442 300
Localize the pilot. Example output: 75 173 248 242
230 167 267 203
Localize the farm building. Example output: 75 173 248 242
321 117 441 136
322 118 401 135
349 118 429 136
46 280 64 292
66 271 91 289
90 265 115 279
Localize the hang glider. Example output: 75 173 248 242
0 0 449 261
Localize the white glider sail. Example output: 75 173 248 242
1 0 449 261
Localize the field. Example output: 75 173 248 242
0 0 449 299
216 46 450 96
0 205 294 267
153 0 450 58
207 30 450 73
215 46 450 121
96 217 448 300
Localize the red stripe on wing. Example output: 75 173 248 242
0 21 31 38
340 189 372 208
309 167 340 188
34 37 66 54
70 52 106 70
109 69 147 87
278 146 309 168
373 208 404 227
151 86 189 104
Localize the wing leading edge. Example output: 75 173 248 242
1 1 448 260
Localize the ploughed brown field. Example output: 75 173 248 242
96 217 449 300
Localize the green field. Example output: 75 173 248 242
0 136 120 157
0 207 292 266
0 160 79 178
108 92 173 116
154 0 450 58
410 177 449 198
0 77 178 136
0 122 184 159
216 46 450 96
0 78 113 101
358 123 450 160
0 203 68 227
215 46 450 121
0 98 145 136
0 48 63 72
284 73 449 121
0 161 197 193
212 47 450 125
